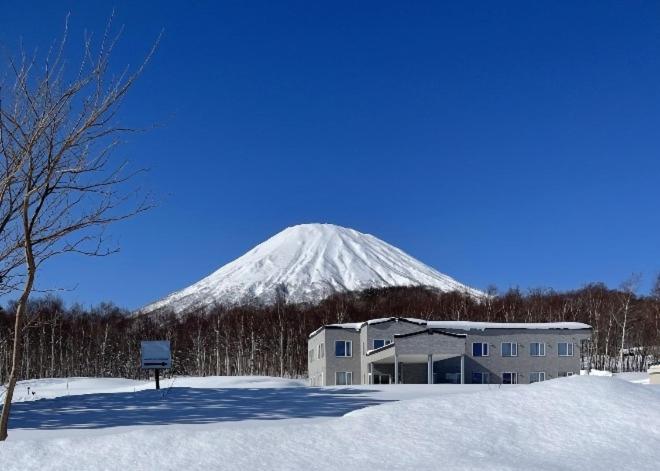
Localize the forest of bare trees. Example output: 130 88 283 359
1 280 659 384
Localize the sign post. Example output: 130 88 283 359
140 340 172 390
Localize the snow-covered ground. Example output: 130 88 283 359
1 374 659 470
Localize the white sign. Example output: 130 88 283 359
141 340 172 369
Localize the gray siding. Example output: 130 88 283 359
309 320 592 386
307 329 326 386
360 320 426 385
395 331 466 356
442 328 591 384
321 328 361 386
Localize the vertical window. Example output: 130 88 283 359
471 372 490 384
335 340 352 357
530 342 545 356
501 342 518 357
529 372 546 383
502 372 518 384
317 343 324 359
558 342 574 356
472 342 489 357
373 339 392 350
336 371 353 385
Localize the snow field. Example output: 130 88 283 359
0 375 658 470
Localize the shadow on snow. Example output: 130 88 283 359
5 387 391 430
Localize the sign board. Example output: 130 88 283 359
140 340 172 369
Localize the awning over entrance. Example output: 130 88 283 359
366 329 467 385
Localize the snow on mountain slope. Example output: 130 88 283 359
141 223 482 314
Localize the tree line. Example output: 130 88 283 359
1 279 659 384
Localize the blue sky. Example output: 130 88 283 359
2 1 659 309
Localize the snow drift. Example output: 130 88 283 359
141 223 482 314
0 376 658 470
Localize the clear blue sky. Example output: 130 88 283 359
2 1 659 309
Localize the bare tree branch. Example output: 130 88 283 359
0 14 158 441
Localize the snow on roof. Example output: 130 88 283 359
309 317 591 337
426 321 592 331
309 317 426 337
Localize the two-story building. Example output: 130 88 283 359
308 317 592 386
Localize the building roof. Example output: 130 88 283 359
309 317 592 338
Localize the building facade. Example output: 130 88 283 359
308 317 592 386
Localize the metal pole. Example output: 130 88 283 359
460 355 465 385
428 354 433 385
394 354 399 384
155 369 160 390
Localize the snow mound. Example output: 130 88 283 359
1 376 659 470
141 223 482 314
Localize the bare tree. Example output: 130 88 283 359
616 274 641 372
0 15 158 441
275 283 288 378
0 133 25 295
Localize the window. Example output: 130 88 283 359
558 342 574 357
336 371 353 386
309 349 314 362
529 372 546 383
558 371 575 378
501 342 518 357
317 343 324 359
335 340 352 357
373 339 392 350
472 342 489 357
471 372 490 384
530 342 545 356
502 372 518 384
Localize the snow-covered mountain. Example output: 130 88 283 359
141 223 482 314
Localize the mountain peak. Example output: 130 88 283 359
141 224 482 314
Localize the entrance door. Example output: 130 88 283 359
373 374 391 384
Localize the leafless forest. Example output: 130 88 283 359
1 281 659 383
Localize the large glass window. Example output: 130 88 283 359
336 371 353 385
472 342 489 357
373 339 391 350
501 342 518 357
335 340 352 357
558 342 574 356
471 372 490 384
530 342 545 356
502 372 518 384
529 372 546 383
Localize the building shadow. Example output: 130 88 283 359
6 387 391 430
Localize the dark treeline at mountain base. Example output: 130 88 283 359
1 281 660 384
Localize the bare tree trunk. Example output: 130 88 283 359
50 319 56 377
619 299 629 372
0 230 36 440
